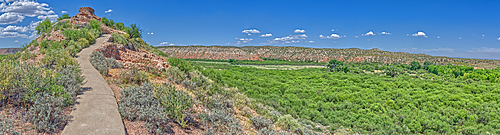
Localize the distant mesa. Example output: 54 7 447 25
0 48 20 55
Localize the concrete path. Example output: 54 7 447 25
62 34 126 135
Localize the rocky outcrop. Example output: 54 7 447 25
101 24 126 34
70 7 101 26
95 42 169 71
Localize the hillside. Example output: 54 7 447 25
158 46 500 69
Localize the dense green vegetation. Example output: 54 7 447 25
194 60 500 134
185 58 326 66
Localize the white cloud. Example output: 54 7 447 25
497 37 500 40
355 36 359 38
147 32 154 35
37 14 58 21
105 9 113 13
468 47 500 53
13 40 18 42
459 37 462 39
437 36 440 38
331 29 335 31
362 31 376 36
236 38 253 45
294 29 305 33
159 42 174 46
411 31 427 37
242 29 260 34
306 41 314 43
260 33 272 37
1 25 29 32
0 12 24 24
61 10 67 14
319 34 341 39
0 31 28 38
403 47 454 52
380 31 391 35
274 34 307 41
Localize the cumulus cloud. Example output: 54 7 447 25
37 14 58 20
61 10 67 14
403 47 454 52
260 33 272 37
236 38 253 45
380 31 391 35
459 37 462 39
362 31 376 36
411 31 427 37
242 29 260 34
306 41 314 43
437 36 440 39
105 9 113 13
0 12 23 24
497 37 500 40
147 32 154 35
274 34 308 41
159 42 174 46
294 29 305 33
319 34 341 39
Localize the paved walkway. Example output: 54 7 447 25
62 34 126 135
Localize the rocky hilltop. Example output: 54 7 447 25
158 46 500 68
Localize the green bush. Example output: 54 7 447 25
29 92 67 133
53 20 72 31
120 68 148 84
251 116 274 130
40 40 49 49
57 14 70 21
164 66 187 84
88 19 101 32
90 51 109 75
114 22 126 31
36 19 52 34
42 49 78 70
106 57 123 69
77 38 89 48
21 51 35 60
111 33 127 45
63 29 85 41
156 84 193 128
118 83 172 134
167 57 192 73
276 115 301 132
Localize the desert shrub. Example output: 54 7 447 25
57 14 70 21
118 83 172 134
200 95 244 134
49 41 63 50
63 29 85 41
251 116 273 130
36 18 52 34
88 19 101 32
88 28 101 44
167 57 192 73
53 20 72 30
30 39 39 47
66 43 81 57
0 115 19 135
125 23 142 39
42 49 78 69
77 38 89 48
165 66 187 84
106 57 123 69
156 84 193 128
241 106 252 117
181 70 212 103
90 51 109 75
275 115 301 132
56 65 84 103
120 68 148 84
21 51 35 60
111 33 128 45
114 22 126 31
29 92 67 133
40 40 49 49
60 40 68 48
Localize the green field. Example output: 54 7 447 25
196 60 500 134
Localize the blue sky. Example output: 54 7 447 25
1 0 500 59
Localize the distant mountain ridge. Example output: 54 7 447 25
0 48 20 55
157 45 500 69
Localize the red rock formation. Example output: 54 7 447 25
70 7 101 26
95 42 169 71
